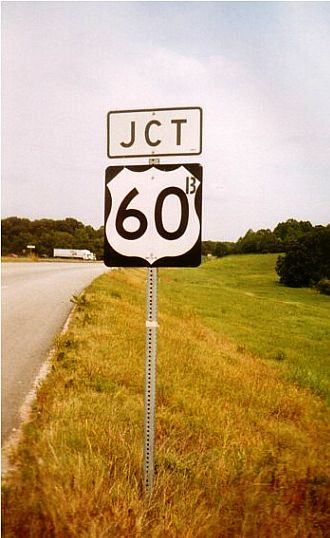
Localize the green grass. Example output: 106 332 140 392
160 254 330 400
2 257 330 537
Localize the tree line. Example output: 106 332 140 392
1 217 104 260
203 219 330 294
202 218 318 257
2 216 329 293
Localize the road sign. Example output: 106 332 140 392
104 163 202 267
107 107 202 158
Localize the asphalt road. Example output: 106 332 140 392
1 262 107 445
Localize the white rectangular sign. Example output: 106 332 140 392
107 107 202 158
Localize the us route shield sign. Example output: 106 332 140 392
104 163 202 267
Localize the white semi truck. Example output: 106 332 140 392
53 248 96 261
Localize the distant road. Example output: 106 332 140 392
1 262 107 445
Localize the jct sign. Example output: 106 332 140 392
107 107 202 158
104 164 202 267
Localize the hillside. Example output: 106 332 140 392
3 255 329 537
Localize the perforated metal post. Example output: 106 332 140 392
143 267 158 494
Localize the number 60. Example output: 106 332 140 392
116 186 191 241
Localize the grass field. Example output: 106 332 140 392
160 254 330 401
2 255 330 537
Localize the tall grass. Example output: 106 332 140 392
2 261 329 537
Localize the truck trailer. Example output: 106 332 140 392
53 248 96 261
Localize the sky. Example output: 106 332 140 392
2 1 330 241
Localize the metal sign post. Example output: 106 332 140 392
143 156 159 495
143 266 158 494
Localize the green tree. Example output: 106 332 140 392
273 219 313 246
276 226 330 288
254 229 281 253
235 229 257 253
1 217 104 260
214 242 230 257
201 241 216 256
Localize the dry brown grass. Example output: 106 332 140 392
2 268 329 537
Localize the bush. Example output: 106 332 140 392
275 226 330 288
316 278 330 295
